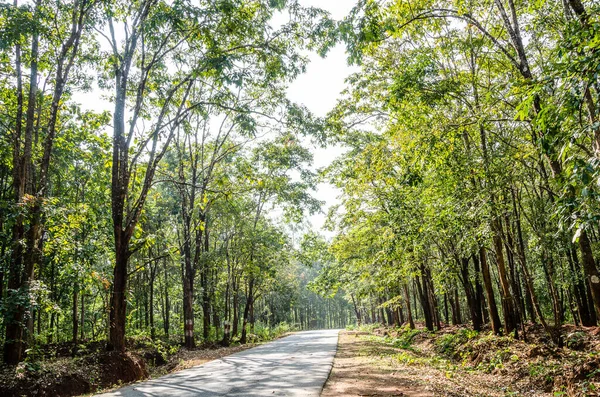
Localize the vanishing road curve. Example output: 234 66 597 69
96 329 340 397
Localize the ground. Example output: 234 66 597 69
322 325 600 397
322 331 433 397
0 339 258 397
2 325 599 396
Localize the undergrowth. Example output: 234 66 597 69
249 321 297 342
357 325 600 397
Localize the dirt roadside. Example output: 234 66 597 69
321 330 434 397
321 326 600 397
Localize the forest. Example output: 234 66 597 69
1 0 600 395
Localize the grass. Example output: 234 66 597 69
348 324 600 396
248 321 297 342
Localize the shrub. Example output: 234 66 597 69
434 329 479 358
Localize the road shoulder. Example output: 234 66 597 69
321 330 433 397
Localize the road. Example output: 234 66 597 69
95 329 340 397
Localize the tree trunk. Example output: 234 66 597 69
480 246 502 334
459 256 482 330
72 284 78 344
416 273 433 331
4 0 40 364
504 212 527 325
571 245 597 325
163 257 170 338
443 293 449 324
108 241 128 351
240 278 254 344
578 230 600 317
80 290 85 341
350 293 361 325
232 289 239 337
183 260 195 348
492 220 518 336
453 288 462 324
222 321 230 347
201 269 210 341
149 270 156 340
472 253 488 324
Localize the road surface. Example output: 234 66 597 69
96 329 340 397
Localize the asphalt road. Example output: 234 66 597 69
95 329 340 397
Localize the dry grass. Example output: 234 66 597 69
322 331 434 397
322 326 600 397
149 343 257 376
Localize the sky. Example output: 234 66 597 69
282 0 357 236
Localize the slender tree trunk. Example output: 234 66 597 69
578 230 600 317
416 273 433 331
72 283 78 344
443 293 449 324
426 272 441 330
232 288 239 337
163 257 170 338
49 313 55 344
585 279 598 325
143 274 149 330
80 290 85 341
542 252 562 330
149 270 155 340
472 253 488 324
182 259 195 347
240 278 254 344
201 269 210 341
4 0 40 365
569 246 595 325
249 297 255 332
504 212 527 324
459 256 482 330
351 293 361 326
480 246 502 334
492 219 518 336
453 288 462 324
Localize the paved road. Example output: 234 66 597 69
96 329 340 397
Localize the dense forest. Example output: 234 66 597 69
315 0 600 345
1 0 600 394
0 0 353 369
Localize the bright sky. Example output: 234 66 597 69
284 0 357 236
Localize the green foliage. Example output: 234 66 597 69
434 329 479 358
388 327 426 350
0 0 348 367
250 321 297 342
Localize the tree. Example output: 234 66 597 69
2 0 98 363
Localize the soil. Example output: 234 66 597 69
0 340 256 397
147 343 257 377
0 351 147 397
322 326 600 397
322 331 434 397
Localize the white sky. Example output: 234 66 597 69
284 0 357 236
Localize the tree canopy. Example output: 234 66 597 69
2 0 600 378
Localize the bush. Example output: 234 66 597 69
364 325 426 350
249 322 297 342
434 329 479 358
352 323 383 333
391 326 426 349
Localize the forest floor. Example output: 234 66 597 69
0 337 262 397
322 325 600 397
